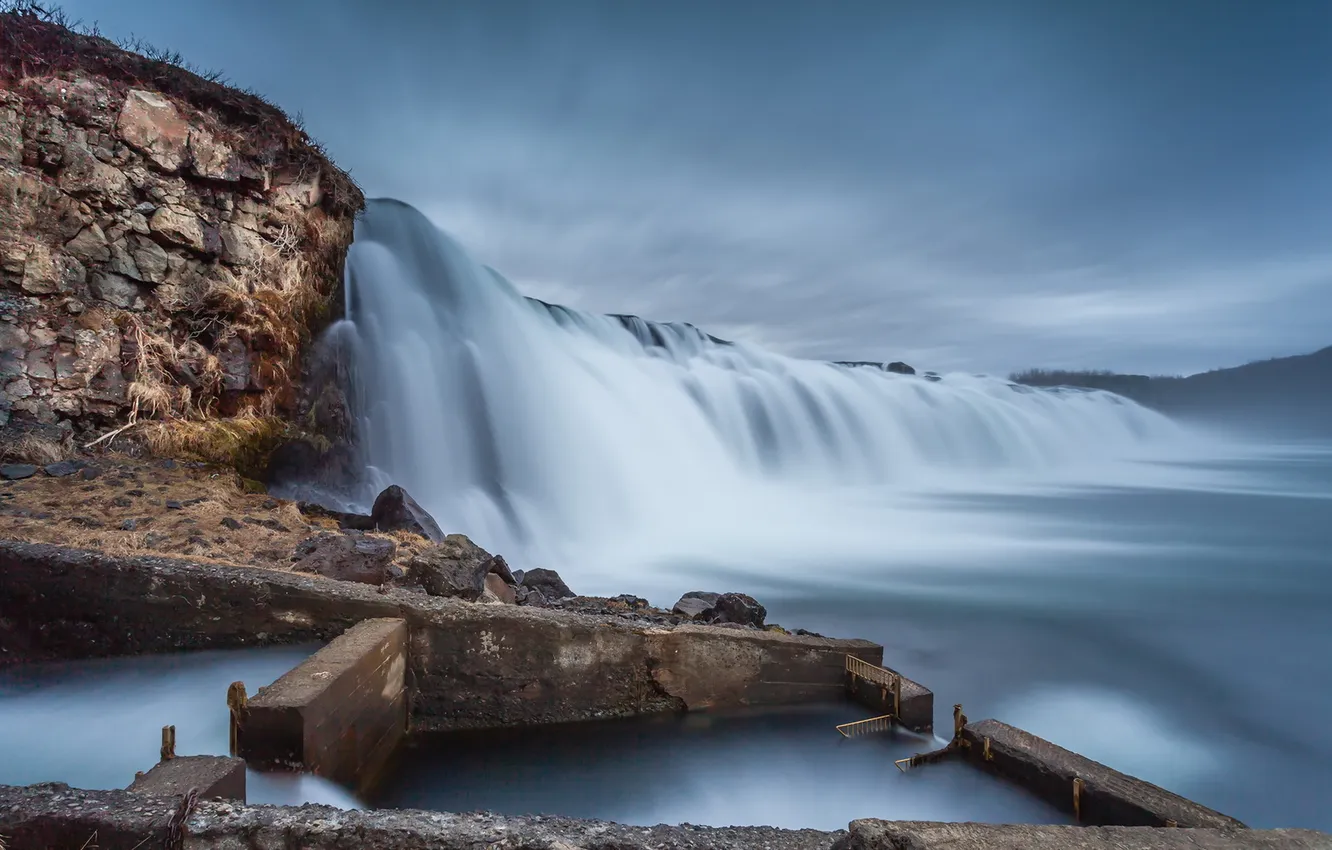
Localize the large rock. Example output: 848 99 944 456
520 567 574 601
370 485 444 541
886 361 916 375
703 592 767 628
149 205 204 252
672 591 721 619
291 532 397 586
402 534 511 601
115 89 189 172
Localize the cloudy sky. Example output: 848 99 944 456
57 0 1332 376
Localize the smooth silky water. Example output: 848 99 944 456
3 198 1328 828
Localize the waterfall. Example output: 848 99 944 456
332 198 1191 590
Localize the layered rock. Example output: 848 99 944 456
0 10 363 458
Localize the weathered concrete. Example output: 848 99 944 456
837 819 1330 850
846 666 933 733
2 785 1329 850
126 755 245 802
960 719 1245 829
0 541 882 731
238 618 406 793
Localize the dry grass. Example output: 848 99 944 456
0 432 67 464
0 453 412 571
132 414 288 480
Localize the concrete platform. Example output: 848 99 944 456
845 659 933 733
0 541 884 732
126 755 245 802
960 719 1244 828
1 785 1328 850
237 618 407 793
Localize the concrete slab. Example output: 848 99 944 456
960 719 1244 828
845 663 933 733
238 618 407 794
126 755 245 801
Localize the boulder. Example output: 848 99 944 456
886 361 916 375
484 573 517 604
291 532 397 586
402 534 510 601
370 484 443 541
520 567 574 600
704 592 767 628
672 591 720 619
115 90 189 172
149 205 204 252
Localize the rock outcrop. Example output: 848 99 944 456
0 9 363 460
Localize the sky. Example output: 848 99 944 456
52 0 1332 376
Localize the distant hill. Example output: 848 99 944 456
1011 346 1332 434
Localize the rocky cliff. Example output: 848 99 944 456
0 8 363 463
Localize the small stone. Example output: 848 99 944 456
120 518 138 530
111 496 132 508
69 516 103 528
160 459 177 470
220 517 243 530
43 460 80 477
0 464 37 481
79 465 102 480
125 489 146 497
165 500 183 510
89 272 141 309
132 239 170 283
261 498 279 510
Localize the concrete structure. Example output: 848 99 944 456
844 655 933 733
1 786 1329 850
238 618 407 794
126 756 245 802
0 541 885 732
959 719 1244 829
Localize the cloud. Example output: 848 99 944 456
60 0 1332 376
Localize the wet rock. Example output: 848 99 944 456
220 517 243 530
42 460 81 477
370 484 443 540
672 591 721 619
0 464 38 481
520 567 574 600
887 361 916 375
703 592 767 628
401 534 508 601
292 532 397 586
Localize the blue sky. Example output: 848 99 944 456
54 0 1332 375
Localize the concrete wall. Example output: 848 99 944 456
239 618 406 794
0 541 883 731
960 720 1245 829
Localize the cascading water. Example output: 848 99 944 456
331 198 1196 595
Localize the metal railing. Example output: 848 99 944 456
846 655 902 718
836 714 897 738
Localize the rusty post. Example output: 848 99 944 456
1072 776 1085 821
160 725 176 761
227 681 248 757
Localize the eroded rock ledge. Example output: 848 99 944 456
0 9 363 457
2 785 1326 850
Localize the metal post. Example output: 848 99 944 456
227 681 248 757
160 725 176 761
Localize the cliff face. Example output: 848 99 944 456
0 10 363 460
